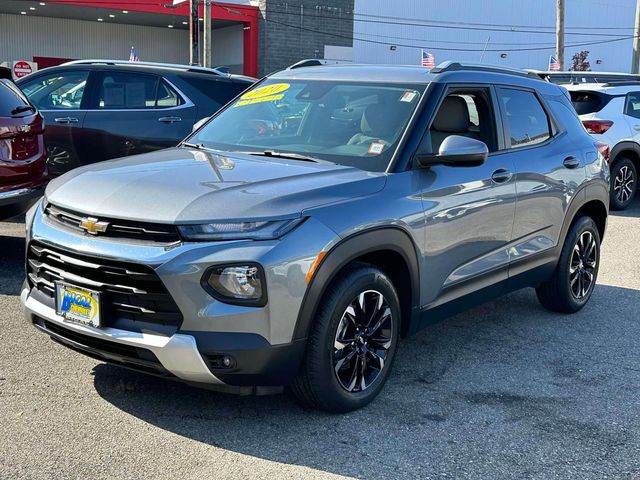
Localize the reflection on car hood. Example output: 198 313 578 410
45 147 387 223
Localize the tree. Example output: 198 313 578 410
571 51 591 71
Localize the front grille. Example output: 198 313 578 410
27 241 183 330
44 203 181 244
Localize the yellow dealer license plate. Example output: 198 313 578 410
55 282 101 327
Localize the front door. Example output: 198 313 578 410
19 69 91 175
416 85 517 308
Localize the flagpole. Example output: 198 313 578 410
479 36 491 63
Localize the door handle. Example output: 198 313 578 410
634 125 640 131
491 169 513 184
158 116 182 124
54 117 79 124
563 156 580 169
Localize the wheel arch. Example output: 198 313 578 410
610 141 640 171
293 227 421 341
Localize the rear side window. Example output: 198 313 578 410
98 72 159 109
156 80 184 108
624 92 640 119
570 91 608 115
0 79 32 117
500 88 552 148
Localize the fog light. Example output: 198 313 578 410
202 263 267 306
222 356 233 367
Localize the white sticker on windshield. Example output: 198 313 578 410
400 91 417 103
368 142 385 155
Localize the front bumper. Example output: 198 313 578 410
22 202 337 388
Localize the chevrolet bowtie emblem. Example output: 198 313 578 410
79 217 109 235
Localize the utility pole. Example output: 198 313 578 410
633 0 640 73
556 0 565 70
203 0 212 68
189 0 200 66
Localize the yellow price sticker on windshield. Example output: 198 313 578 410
235 94 285 107
240 83 290 100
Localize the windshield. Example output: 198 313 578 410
188 79 425 172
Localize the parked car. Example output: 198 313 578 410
16 60 254 176
566 82 640 209
0 66 48 220
530 70 640 85
22 62 609 412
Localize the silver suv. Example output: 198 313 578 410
22 62 609 412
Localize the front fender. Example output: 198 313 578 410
293 227 421 341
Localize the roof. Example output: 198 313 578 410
269 62 561 94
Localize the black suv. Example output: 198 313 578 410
16 60 254 176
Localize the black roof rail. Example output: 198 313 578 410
431 61 541 79
287 59 325 69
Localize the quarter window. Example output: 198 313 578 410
624 92 640 119
500 88 552 148
20 71 89 110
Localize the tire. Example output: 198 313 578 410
536 216 601 313
610 157 637 210
292 263 400 413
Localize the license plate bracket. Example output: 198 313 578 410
55 282 101 328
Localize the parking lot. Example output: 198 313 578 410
0 201 637 480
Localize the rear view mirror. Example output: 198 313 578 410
416 135 488 168
192 116 211 132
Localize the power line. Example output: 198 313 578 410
264 17 639 53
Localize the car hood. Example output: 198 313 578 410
45 147 386 223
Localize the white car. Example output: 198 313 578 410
567 82 640 210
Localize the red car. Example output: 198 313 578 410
0 67 48 220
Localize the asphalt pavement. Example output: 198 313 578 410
1 203 640 480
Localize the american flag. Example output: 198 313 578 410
129 46 140 62
548 55 560 71
421 50 435 68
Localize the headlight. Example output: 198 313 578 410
202 263 266 306
25 198 43 234
178 218 304 241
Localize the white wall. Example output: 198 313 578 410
353 0 636 72
0 13 190 65
211 24 244 72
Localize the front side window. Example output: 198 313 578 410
500 88 552 148
624 92 640 119
20 71 88 110
189 79 425 172
425 88 497 154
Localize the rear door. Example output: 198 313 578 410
496 87 586 281
82 70 197 162
18 69 91 175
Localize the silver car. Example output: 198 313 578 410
22 62 609 412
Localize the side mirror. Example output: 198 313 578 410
192 116 211 133
416 135 489 168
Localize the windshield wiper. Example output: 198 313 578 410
240 150 323 163
11 105 35 116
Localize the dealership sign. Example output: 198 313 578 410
12 61 35 79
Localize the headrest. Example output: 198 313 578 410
432 96 470 133
361 104 390 136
